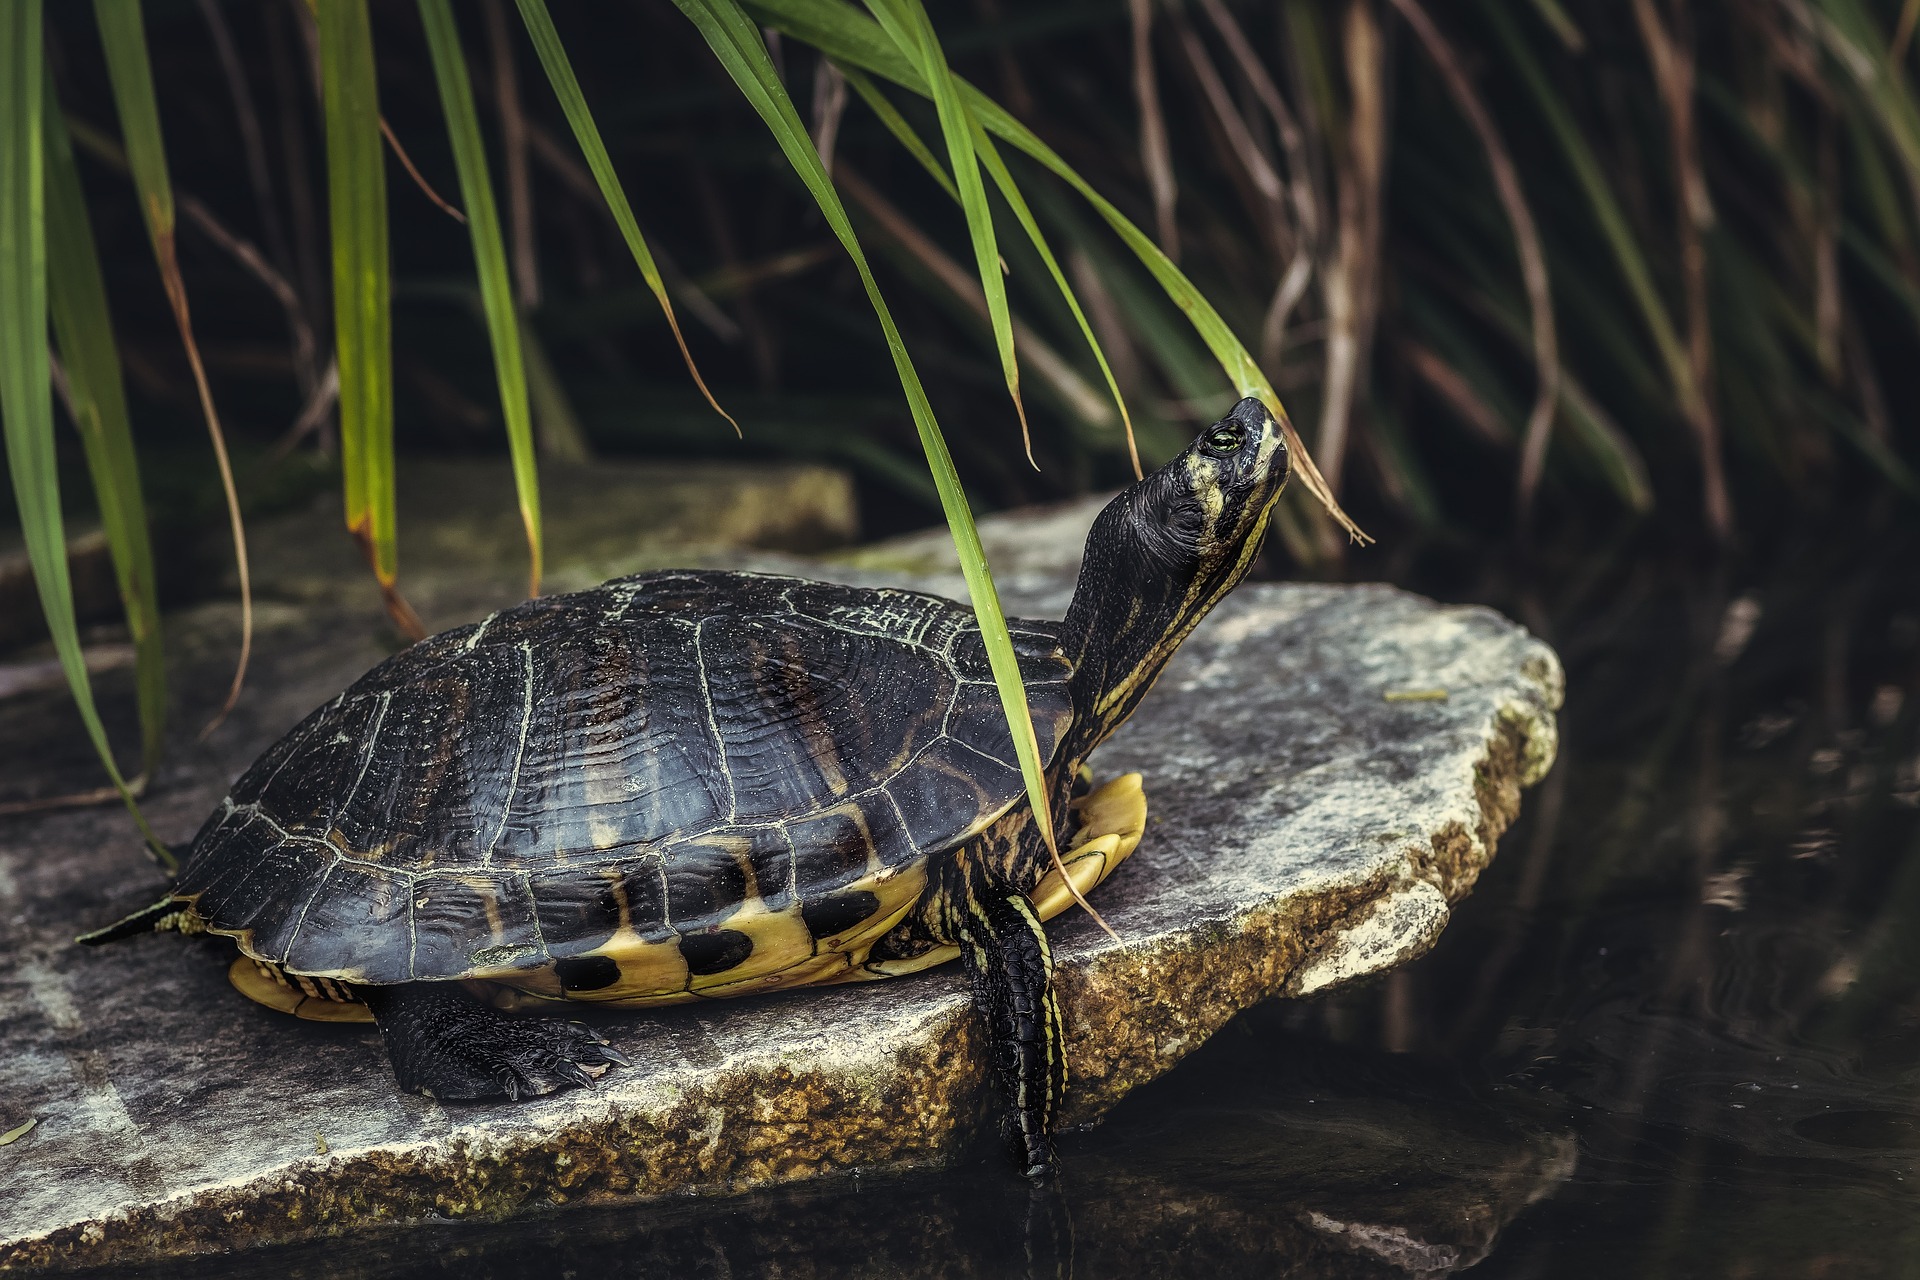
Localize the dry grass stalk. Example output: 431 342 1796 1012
519 119 740 343
811 57 848 174
1402 340 1512 448
1316 0 1387 499
1634 0 1734 541
378 117 467 224
196 0 309 385
1173 18 1289 251
483 0 540 309
1130 0 1179 261
1389 0 1560 523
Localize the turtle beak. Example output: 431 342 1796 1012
1225 396 1271 433
1224 397 1288 484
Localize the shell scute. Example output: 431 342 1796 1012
283 864 412 979
490 620 726 866
526 858 669 960
786 789 902 882
886 739 1017 855
663 840 750 925
410 873 545 977
240 693 382 830
179 570 1076 986
187 817 330 952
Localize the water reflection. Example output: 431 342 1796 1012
110 1029 1571 1280
1317 524 1920 1277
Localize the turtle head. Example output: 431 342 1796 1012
1061 398 1290 753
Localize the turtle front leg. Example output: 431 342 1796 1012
956 888 1067 1180
361 983 630 1102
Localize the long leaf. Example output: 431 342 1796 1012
418 0 542 597
513 0 736 435
1 6 167 865
841 65 1141 475
44 94 166 781
672 0 1105 927
316 0 422 639
749 0 1366 544
94 0 257 722
864 0 1031 461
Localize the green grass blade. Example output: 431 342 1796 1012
750 0 1364 544
517 311 594 462
863 0 1031 461
95 0 258 721
1 8 167 864
1481 3 1699 420
317 0 421 639
514 0 736 435
1813 0 1920 205
418 0 541 597
673 0 1096 913
1526 0 1585 51
840 65 1140 474
969 122 1140 475
44 96 167 780
91 0 171 237
839 65 959 199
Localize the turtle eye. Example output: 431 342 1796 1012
1203 423 1245 454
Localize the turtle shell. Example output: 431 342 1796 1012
175 571 1074 1000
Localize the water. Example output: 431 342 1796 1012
69 517 1920 1278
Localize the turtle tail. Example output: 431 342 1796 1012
77 893 200 946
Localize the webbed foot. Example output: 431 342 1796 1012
362 984 629 1102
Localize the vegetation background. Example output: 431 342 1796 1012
6 5 1920 1272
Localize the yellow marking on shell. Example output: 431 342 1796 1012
467 778 1145 1012
479 883 507 946
687 896 817 994
836 772 1147 982
491 859 933 1010
226 955 375 1024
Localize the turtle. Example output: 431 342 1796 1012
86 397 1290 1178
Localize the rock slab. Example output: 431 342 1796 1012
0 518 1560 1271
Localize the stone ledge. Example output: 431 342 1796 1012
0 523 1560 1271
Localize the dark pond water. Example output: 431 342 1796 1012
72 513 1920 1279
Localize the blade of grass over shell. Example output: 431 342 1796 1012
514 0 735 435
317 0 423 640
0 9 168 865
44 96 166 783
841 65 1140 476
749 0 1365 545
863 0 1032 464
93 0 257 726
418 0 542 598
673 0 1110 933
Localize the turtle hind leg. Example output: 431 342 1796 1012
956 888 1066 1181
360 983 631 1102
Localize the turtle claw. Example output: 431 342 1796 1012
595 1043 633 1068
365 985 631 1103
547 1059 601 1091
